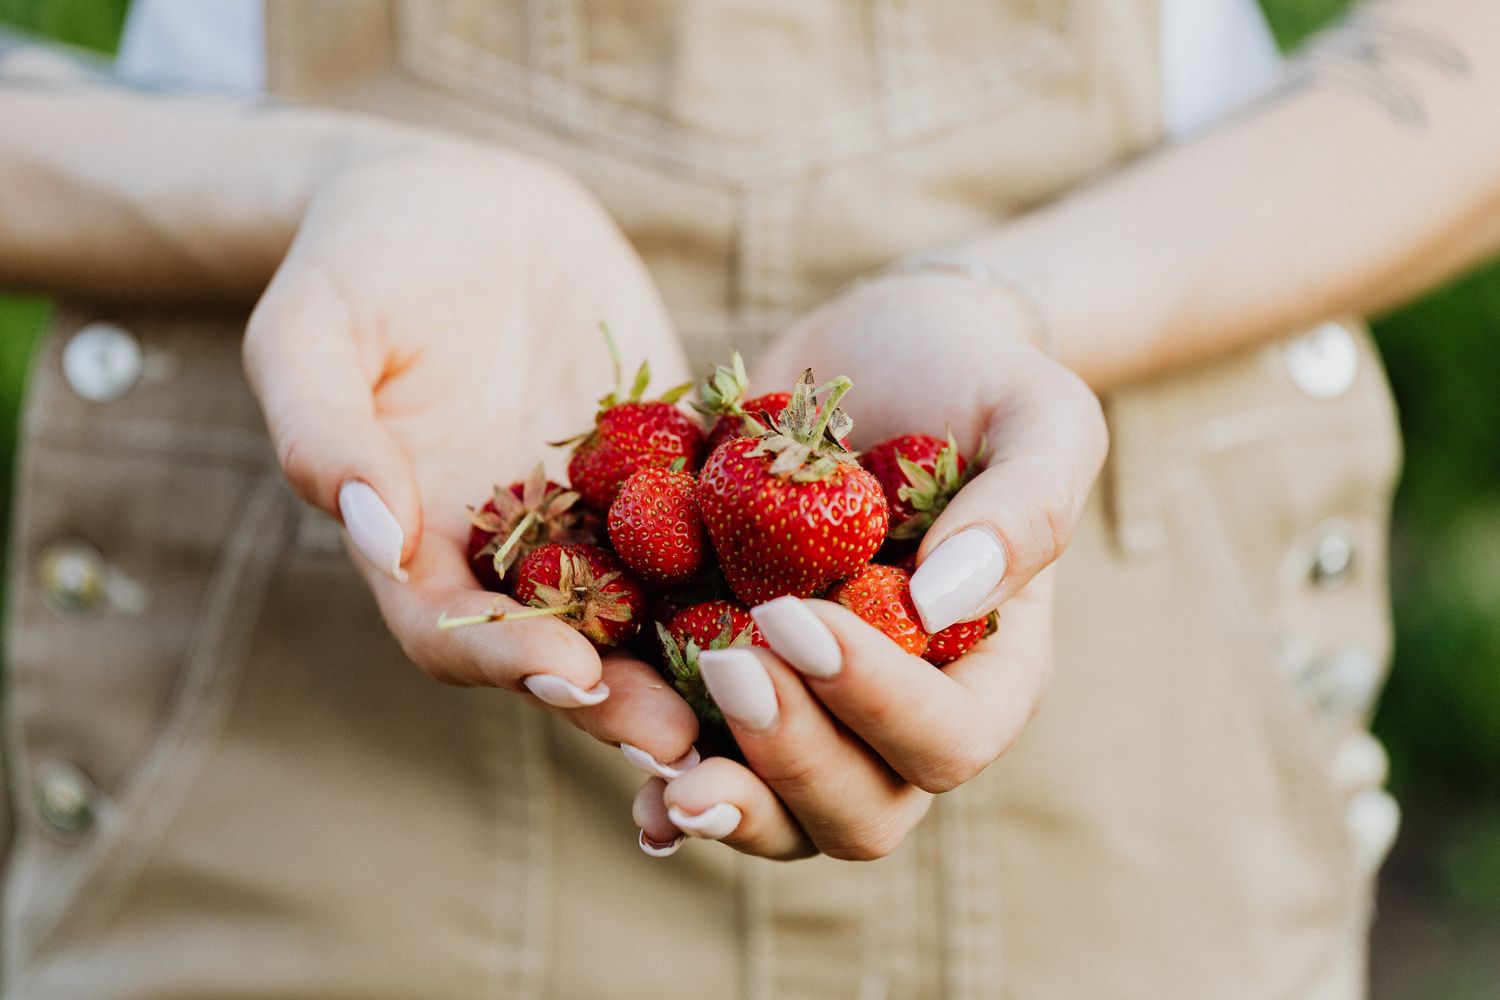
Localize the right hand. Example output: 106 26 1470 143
242 140 700 771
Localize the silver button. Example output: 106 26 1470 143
1309 522 1356 590
1346 788 1400 874
62 321 143 403
1330 732 1389 792
1299 646 1384 715
37 539 107 613
1283 322 1359 400
33 758 98 840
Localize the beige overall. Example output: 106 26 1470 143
2 2 1402 997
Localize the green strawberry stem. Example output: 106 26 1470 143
803 376 853 445
438 601 579 631
490 510 539 578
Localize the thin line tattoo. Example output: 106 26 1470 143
1282 5 1472 128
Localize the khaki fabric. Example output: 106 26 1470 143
1 2 1401 998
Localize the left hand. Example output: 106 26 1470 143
633 271 1107 859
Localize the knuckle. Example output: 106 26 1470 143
910 738 994 794
823 817 909 862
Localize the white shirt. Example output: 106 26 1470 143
116 0 1283 139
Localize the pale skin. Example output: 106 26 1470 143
3 0 1499 861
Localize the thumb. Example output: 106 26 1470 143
243 276 422 582
909 364 1106 633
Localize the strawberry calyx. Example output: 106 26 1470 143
887 432 984 541
467 464 593 580
439 548 638 646
549 322 693 449
656 609 759 726
749 369 860 483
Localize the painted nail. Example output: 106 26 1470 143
909 526 1007 633
667 803 742 841
621 744 701 780
638 830 685 858
338 480 408 583
698 649 779 731
751 596 842 678
523 674 610 708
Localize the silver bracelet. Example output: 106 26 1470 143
879 253 1056 358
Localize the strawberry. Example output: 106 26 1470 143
440 543 646 649
860 432 977 543
465 464 595 591
923 612 999 666
657 600 765 726
556 326 704 512
828 564 929 657
698 370 889 605
607 461 707 588
706 390 792 456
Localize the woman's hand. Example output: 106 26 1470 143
634 272 1106 858
242 142 700 770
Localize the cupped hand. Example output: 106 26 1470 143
242 141 699 769
635 271 1107 859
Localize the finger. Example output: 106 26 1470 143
695 647 930 860
361 533 608 698
244 270 421 582
751 585 1054 794
569 655 702 773
910 357 1105 631
659 757 814 860
632 778 685 858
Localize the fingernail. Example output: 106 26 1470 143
523 674 610 708
751 596 842 678
621 743 701 779
338 480 409 583
667 803 742 841
698 649 778 731
909 526 1007 633
637 830 685 858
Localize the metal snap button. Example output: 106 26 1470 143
62 321 143 403
1282 322 1359 400
1309 522 1356 590
37 539 108 614
1299 645 1383 715
33 758 98 840
1345 788 1400 874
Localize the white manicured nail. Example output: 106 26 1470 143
523 674 610 708
621 744 701 779
751 597 842 678
638 830 685 858
909 527 1007 633
698 649 778 731
667 803 742 840
338 480 408 582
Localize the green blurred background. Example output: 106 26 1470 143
1 1 1497 994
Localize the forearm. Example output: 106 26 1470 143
957 0 1500 390
0 50 421 302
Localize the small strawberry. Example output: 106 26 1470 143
694 352 794 455
439 543 645 649
607 460 707 588
555 325 704 512
658 600 765 726
828 564 929 657
465 464 596 591
698 370 889 605
924 611 999 665
860 432 978 543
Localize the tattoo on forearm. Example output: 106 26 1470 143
1283 7 1471 128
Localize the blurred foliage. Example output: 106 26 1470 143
0 0 124 52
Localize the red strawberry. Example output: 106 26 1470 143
706 391 792 455
861 432 976 543
923 613 997 665
698 370 889 605
465 464 595 591
439 543 645 649
658 600 765 726
556 327 704 512
828 564 929 657
607 462 707 588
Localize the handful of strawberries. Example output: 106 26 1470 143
442 331 996 736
